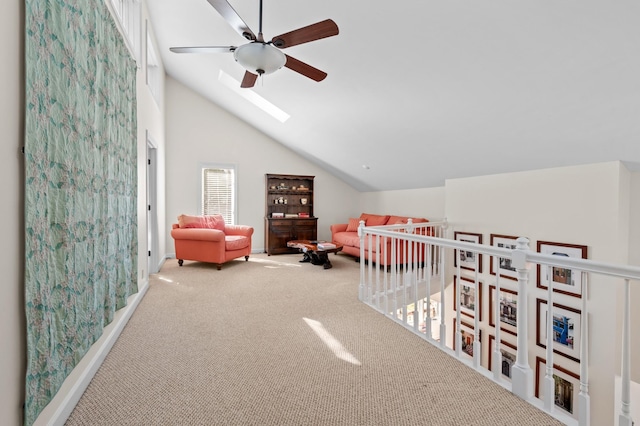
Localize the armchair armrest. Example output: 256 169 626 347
170 228 225 242
224 225 254 238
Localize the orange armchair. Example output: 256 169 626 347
171 214 254 270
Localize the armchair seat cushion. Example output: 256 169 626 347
225 235 250 251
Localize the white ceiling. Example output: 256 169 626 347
146 0 640 191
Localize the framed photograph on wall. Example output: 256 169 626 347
536 298 582 363
454 231 483 272
536 240 588 298
535 356 580 419
488 334 517 382
453 319 481 360
489 285 518 336
453 275 483 321
490 234 519 281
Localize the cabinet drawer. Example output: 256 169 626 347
270 220 292 227
295 219 317 227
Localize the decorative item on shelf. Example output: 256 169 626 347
292 186 297 190
284 198 288 204
285 213 298 218
270 185 276 190
272 212 284 218
298 184 306 191
298 212 310 218
300 198 308 205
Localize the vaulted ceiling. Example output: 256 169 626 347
146 0 640 191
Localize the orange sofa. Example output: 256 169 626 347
171 214 254 270
330 213 429 266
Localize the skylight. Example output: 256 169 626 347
218 70 290 123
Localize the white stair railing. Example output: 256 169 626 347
358 222 640 426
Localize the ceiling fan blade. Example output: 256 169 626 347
271 19 339 49
240 71 258 88
206 0 257 41
170 46 235 54
284 55 327 82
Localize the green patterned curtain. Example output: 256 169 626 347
24 0 138 424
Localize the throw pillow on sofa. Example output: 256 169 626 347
359 213 390 226
346 217 365 232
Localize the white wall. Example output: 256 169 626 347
137 14 167 278
444 161 633 425
164 76 360 253
1 0 25 424
359 187 446 220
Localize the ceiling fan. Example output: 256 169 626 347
170 0 339 88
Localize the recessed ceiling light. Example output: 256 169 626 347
218 70 290 123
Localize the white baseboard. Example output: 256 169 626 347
33 281 149 426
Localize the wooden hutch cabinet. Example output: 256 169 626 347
265 173 317 255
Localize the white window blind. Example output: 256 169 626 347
202 167 236 225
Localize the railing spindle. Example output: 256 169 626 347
439 243 446 349
578 271 590 426
619 278 633 426
425 241 433 340
493 262 502 381
544 265 554 411
472 257 480 369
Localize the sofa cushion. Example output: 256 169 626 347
178 214 225 230
346 217 364 232
359 213 390 226
332 231 360 248
225 235 250 251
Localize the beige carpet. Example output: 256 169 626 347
65 252 563 426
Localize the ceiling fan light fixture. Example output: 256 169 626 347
233 42 286 75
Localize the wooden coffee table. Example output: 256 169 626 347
287 240 344 269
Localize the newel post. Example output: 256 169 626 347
511 237 534 400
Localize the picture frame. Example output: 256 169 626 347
536 240 588 298
535 356 580 419
488 334 517 381
489 285 518 336
536 298 582 363
490 234 519 281
453 319 481 360
454 231 483 272
453 275 482 321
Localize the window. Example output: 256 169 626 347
202 166 236 225
146 22 163 108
